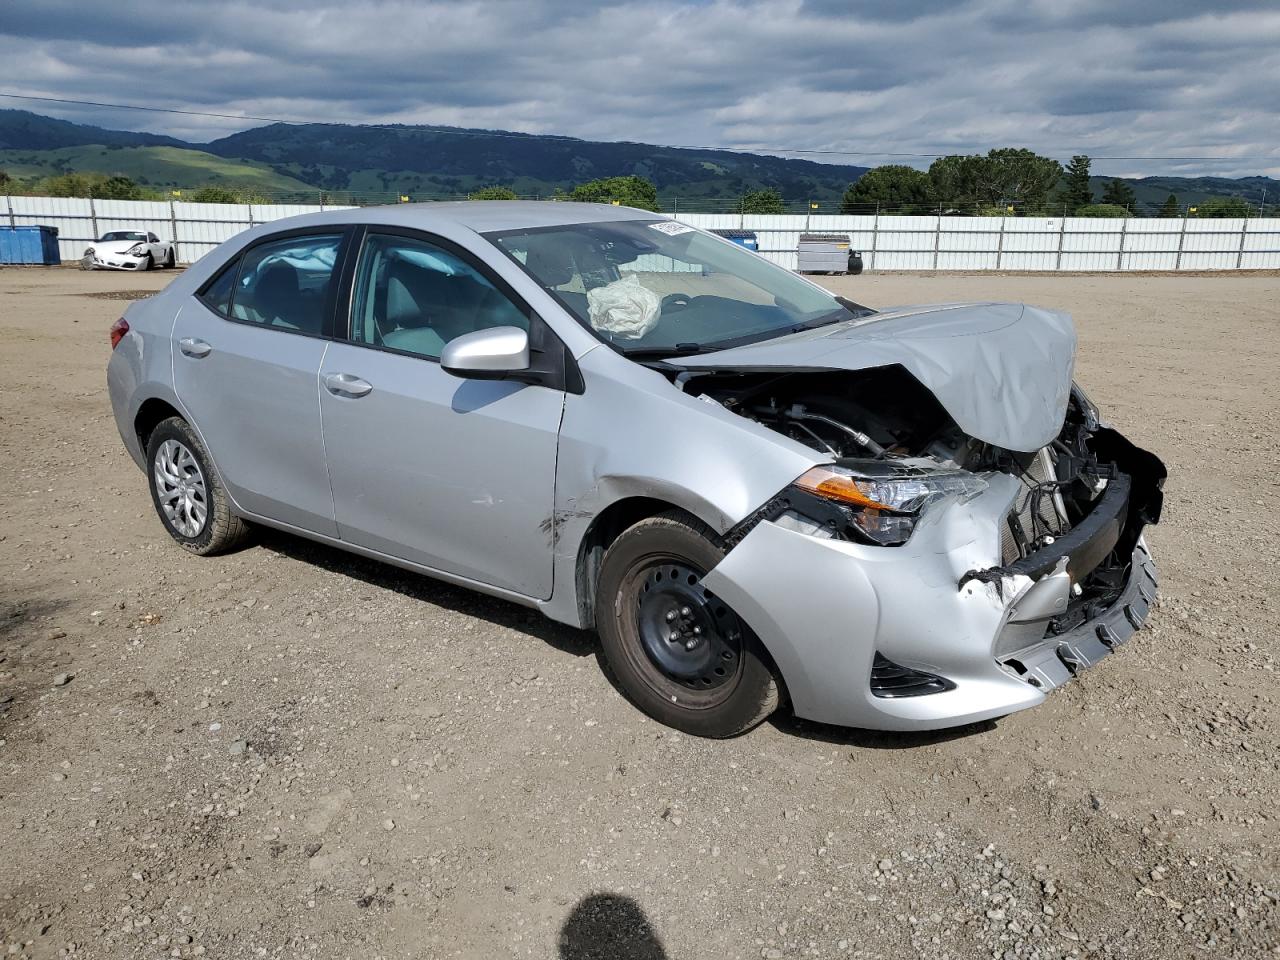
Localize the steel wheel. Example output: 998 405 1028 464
153 438 208 538
635 561 743 691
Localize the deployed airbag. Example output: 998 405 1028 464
587 274 661 339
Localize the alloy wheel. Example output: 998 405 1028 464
153 438 208 537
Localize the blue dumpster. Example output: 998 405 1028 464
0 225 61 265
710 228 759 252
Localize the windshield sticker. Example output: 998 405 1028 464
649 221 695 236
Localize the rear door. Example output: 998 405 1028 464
173 229 351 536
318 227 564 598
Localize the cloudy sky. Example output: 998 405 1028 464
2 0 1277 177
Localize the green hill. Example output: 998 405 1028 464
0 143 318 195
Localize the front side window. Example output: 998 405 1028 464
230 234 342 334
490 220 872 356
349 233 528 360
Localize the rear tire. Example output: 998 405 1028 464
145 417 249 555
595 511 779 738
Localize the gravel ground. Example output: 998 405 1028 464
1 266 1277 960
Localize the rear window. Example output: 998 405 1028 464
199 260 237 316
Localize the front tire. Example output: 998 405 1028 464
146 417 248 555
163 248 175 269
595 511 780 738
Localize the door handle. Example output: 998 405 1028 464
323 372 373 398
179 337 212 359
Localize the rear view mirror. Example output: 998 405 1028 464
440 326 530 380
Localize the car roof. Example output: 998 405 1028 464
257 201 666 235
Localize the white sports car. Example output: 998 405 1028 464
81 230 176 271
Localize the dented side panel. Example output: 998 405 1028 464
537 347 824 627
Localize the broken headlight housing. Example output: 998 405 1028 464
790 461 988 546
125 243 147 256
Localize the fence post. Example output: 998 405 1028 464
1174 214 1187 271
1235 217 1248 270
169 199 179 263
932 212 940 270
870 208 879 271
1055 213 1066 271
1116 216 1127 272
995 216 1006 271
89 197 98 241
6 196 14 229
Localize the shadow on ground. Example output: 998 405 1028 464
252 528 1000 750
559 893 667 960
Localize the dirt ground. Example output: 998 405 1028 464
1 266 1277 960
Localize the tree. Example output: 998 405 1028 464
1158 193 1180 217
569 175 659 211
0 169 10 188
1074 204 1132 218
1192 197 1254 218
190 186 240 203
740 188 785 214
1062 155 1093 213
840 165 932 213
469 185 518 200
927 148 1062 212
1100 179 1137 211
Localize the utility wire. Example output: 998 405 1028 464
1 91 1274 164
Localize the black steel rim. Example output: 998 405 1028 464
635 561 742 690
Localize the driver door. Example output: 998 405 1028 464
318 228 564 599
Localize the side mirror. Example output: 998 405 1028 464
440 326 531 380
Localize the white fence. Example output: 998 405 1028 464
5 196 1279 272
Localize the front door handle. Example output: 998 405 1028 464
179 337 212 359
323 372 373 398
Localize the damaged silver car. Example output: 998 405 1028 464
106 202 1165 738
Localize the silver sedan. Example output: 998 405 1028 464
106 202 1165 737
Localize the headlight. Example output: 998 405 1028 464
791 461 988 545
125 243 146 256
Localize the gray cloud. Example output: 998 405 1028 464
1 0 1276 177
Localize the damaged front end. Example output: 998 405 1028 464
677 365 1166 730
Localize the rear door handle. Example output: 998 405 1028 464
179 337 212 359
323 372 373 398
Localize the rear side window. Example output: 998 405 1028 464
231 234 343 335
199 261 237 316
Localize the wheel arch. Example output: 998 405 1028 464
572 495 720 631
134 396 185 453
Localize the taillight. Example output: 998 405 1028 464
109 317 130 350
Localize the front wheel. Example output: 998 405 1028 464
140 253 154 272
163 248 175 269
146 417 249 555
595 511 780 738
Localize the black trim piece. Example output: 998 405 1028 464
960 472 1131 588
870 653 956 698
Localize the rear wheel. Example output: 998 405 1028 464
595 511 779 738
145 417 248 555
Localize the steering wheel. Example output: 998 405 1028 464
661 292 694 314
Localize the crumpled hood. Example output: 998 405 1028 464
673 302 1076 453
92 240 146 256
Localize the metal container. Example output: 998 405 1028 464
710 228 759 253
797 233 860 275
0 225 61 265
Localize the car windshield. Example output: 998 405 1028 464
489 220 872 355
101 231 146 242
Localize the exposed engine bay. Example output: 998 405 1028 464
671 364 1165 625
